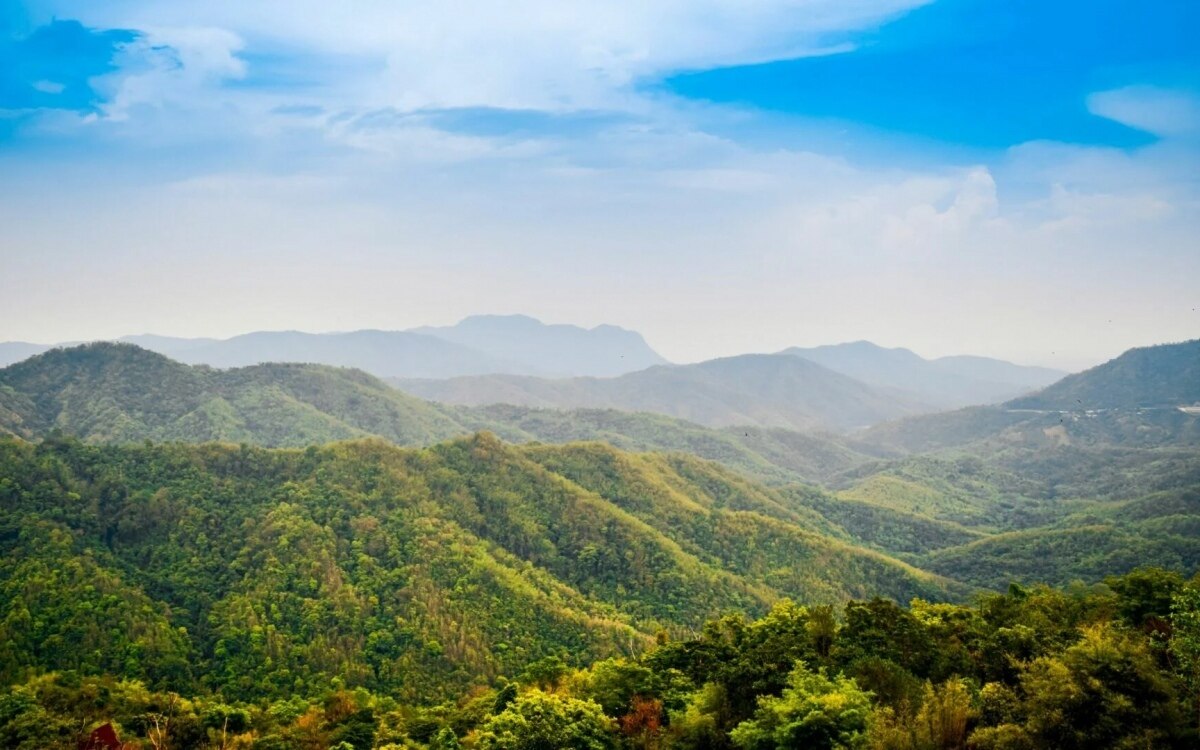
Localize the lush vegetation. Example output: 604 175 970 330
3 338 1200 748
0 343 875 485
1007 338 1200 410
0 436 961 703
0 343 470 446
3 568 1199 749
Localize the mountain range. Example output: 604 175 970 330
0 342 870 484
781 340 1065 408
1 318 1071 419
396 353 932 432
0 315 667 379
859 338 1200 454
2 334 1200 716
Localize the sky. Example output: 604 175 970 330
1 0 1197 369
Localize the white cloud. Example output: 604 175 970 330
1087 86 1200 138
5 1 1198 369
48 0 928 112
94 26 246 119
31 80 65 94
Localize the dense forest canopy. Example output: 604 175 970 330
3 567 1199 748
1 339 1198 748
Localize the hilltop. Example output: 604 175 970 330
782 340 1064 409
396 353 930 432
411 314 667 377
0 315 671 379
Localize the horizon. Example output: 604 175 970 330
5 312 1190 372
3 1 1199 372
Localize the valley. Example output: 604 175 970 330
0 333 1197 748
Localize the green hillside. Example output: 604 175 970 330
0 342 470 446
0 344 873 487
859 340 1200 456
0 434 961 705
1008 338 1200 409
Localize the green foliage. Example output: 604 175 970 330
0 570 1197 749
1007 339 1200 410
475 690 617 750
1170 583 1200 731
728 664 871 750
0 342 472 446
0 434 960 707
1017 624 1182 748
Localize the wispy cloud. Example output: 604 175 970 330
1 0 1198 368
1088 86 1200 139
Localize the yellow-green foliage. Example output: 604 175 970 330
0 433 956 705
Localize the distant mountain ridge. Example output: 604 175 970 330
0 341 875 483
0 315 670 378
395 353 933 432
411 314 667 377
858 339 1200 454
781 340 1065 409
167 329 524 379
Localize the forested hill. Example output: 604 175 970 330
0 342 472 445
857 339 1200 455
0 435 961 704
0 342 874 483
1007 338 1200 410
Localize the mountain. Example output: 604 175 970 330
858 340 1200 455
396 354 931 432
781 341 1065 409
454 404 870 484
0 434 963 703
0 315 669 379
164 329 526 379
0 343 875 483
932 354 1066 391
7 340 1196 601
0 342 473 445
411 314 668 377
1007 338 1200 410
0 342 49 368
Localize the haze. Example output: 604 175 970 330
2 0 1198 370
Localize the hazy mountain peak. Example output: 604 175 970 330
781 340 1066 409
412 314 668 378
1006 338 1200 410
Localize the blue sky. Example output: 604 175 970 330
1 0 1197 367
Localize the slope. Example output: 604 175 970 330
397 353 931 432
782 341 1064 408
0 342 472 446
858 341 1200 456
1007 338 1200 410
0 435 965 703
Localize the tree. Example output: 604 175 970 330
729 664 871 750
1170 583 1200 732
429 726 462 749
1019 624 1183 749
475 690 618 750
